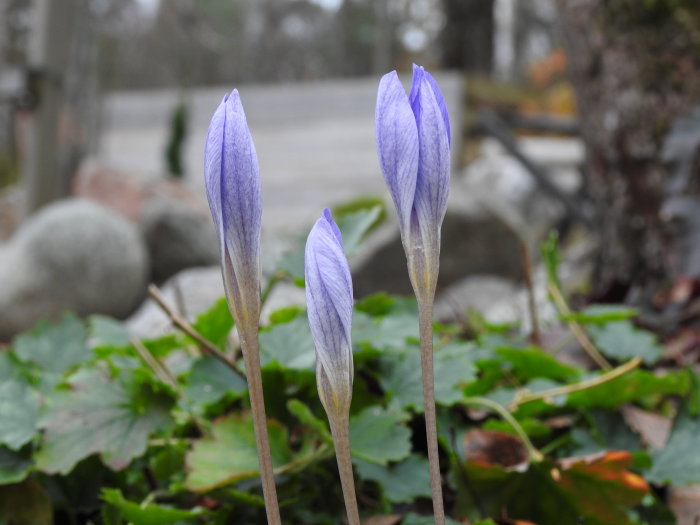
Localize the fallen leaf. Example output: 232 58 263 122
621 405 671 450
462 429 528 469
667 484 700 525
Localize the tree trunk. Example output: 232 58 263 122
441 0 494 74
556 0 700 300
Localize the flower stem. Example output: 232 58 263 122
463 396 543 462
418 299 446 525
329 418 361 525
147 284 246 378
510 357 642 409
547 282 611 369
240 332 282 525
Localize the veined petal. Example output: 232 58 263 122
422 69 451 146
203 89 262 332
204 94 228 252
220 90 262 279
412 69 451 254
305 210 354 417
375 71 419 238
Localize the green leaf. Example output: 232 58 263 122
350 407 411 465
355 293 397 317
0 479 52 525
482 417 551 440
183 355 247 410
495 346 581 382
648 405 700 485
260 317 315 370
563 304 638 324
380 344 477 411
149 441 187 483
588 321 662 365
570 410 642 456
141 334 184 358
35 369 174 474
353 312 418 353
191 297 234 348
101 488 205 524
184 413 292 492
89 315 131 349
0 380 38 450
0 446 31 484
355 454 431 503
268 305 303 325
276 236 306 280
13 315 90 374
335 206 381 256
287 399 332 443
0 351 30 385
378 350 423 411
566 370 689 409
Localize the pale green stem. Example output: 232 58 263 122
463 396 543 462
240 331 282 525
418 298 446 525
329 417 361 525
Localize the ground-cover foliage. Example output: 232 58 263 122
0 220 698 524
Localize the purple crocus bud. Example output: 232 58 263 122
305 209 354 421
376 64 450 299
204 90 262 337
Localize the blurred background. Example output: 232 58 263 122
0 0 699 343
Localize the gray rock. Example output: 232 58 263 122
351 205 523 298
433 275 521 324
433 270 557 333
0 199 149 339
140 197 219 283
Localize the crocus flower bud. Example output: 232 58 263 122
305 209 354 421
376 64 450 300
204 90 262 337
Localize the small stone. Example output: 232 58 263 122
140 197 219 283
0 199 149 340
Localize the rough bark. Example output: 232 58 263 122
557 0 700 300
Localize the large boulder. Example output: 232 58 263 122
0 199 149 340
140 197 219 283
351 205 523 297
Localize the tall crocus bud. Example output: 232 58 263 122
376 64 450 302
375 65 450 525
305 209 360 525
204 89 262 337
204 90 281 525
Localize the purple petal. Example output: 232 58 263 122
413 71 451 249
422 69 451 146
204 89 262 330
305 211 354 416
408 63 424 123
204 94 228 252
322 208 343 246
375 71 419 238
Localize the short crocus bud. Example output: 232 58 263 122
375 64 450 301
305 209 360 525
204 89 262 338
305 209 354 421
